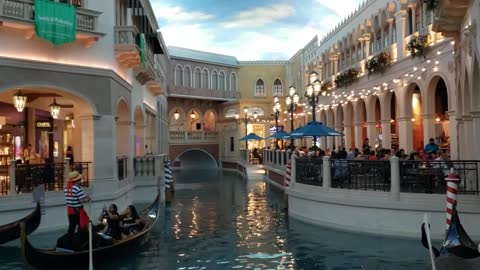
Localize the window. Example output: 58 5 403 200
425 9 432 26
201 69 209 89
273 79 282 96
415 5 422 32
351 47 356 64
392 23 397 44
194 68 201 88
55 0 82 6
219 71 225 90
183 66 191 87
383 27 389 48
357 44 361 61
175 66 183 86
230 137 234 152
230 73 237 91
212 71 218 90
255 79 265 96
407 8 413 35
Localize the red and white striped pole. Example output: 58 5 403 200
445 168 460 229
284 160 291 187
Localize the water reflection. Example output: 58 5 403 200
0 169 428 270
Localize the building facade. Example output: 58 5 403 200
0 0 168 229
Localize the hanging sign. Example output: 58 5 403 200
34 0 77 46
36 121 51 128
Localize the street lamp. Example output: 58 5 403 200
286 86 299 150
273 96 281 149
305 71 322 148
235 107 257 149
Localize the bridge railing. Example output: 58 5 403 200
263 149 291 167
169 131 218 145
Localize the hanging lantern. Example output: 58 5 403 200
49 98 61 119
190 110 196 120
173 110 180 120
13 91 27 112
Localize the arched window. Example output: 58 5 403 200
383 26 389 48
219 71 225 90
273 79 282 96
392 23 397 44
212 70 218 90
255 79 265 96
201 69 209 89
194 68 201 88
230 73 237 91
357 43 361 61
183 66 191 87
351 47 356 64
407 8 413 35
175 66 183 86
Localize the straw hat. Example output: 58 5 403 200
68 171 82 182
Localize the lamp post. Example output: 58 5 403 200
285 86 299 150
273 96 281 149
235 107 257 149
305 71 322 148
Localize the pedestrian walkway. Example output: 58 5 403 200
245 164 265 180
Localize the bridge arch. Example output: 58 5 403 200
173 148 218 169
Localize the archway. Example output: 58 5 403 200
383 91 399 151
189 109 201 131
204 110 216 132
426 76 449 154
169 108 185 131
335 105 344 150
175 149 217 169
116 98 130 157
405 83 424 152
344 102 355 149
134 107 145 156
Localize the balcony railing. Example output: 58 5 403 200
169 86 240 100
0 0 101 33
133 155 155 176
169 131 218 145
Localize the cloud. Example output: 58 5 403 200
224 3 295 28
152 4 214 23
315 0 363 20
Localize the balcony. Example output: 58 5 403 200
169 86 240 101
170 131 218 145
432 0 471 35
0 0 103 47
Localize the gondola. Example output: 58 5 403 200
421 206 480 270
21 193 160 270
0 202 41 245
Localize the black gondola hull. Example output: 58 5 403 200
0 202 41 245
21 194 159 270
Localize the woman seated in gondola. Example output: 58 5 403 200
98 204 121 240
120 205 144 239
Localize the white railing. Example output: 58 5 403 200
169 86 240 100
0 0 100 32
263 149 291 167
169 131 219 145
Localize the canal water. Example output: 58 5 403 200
0 169 429 269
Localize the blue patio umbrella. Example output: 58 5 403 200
266 130 290 140
239 133 264 141
290 121 343 137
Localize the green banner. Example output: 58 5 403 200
34 0 76 46
140 33 146 67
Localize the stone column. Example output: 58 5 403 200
471 112 480 159
322 156 331 189
344 124 353 150
335 125 343 150
366 121 377 149
365 38 371 57
381 120 392 150
354 123 363 152
395 10 407 59
79 115 116 192
463 115 474 159
448 111 459 160
422 114 436 147
397 117 414 153
27 108 36 149
390 156 400 200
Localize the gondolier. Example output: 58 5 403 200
64 171 90 241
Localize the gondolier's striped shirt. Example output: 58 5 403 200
64 184 86 208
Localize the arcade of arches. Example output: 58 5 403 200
319 75 453 157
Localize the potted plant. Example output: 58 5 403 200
365 52 391 76
334 68 359 88
406 35 428 58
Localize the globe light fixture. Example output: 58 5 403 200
13 91 27 112
190 110 196 120
173 110 180 120
49 98 61 119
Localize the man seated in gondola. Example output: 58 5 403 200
120 205 144 239
99 204 121 240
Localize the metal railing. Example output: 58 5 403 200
169 131 218 145
117 157 128 181
399 160 479 195
0 0 100 32
134 155 155 176
331 160 391 191
296 157 323 186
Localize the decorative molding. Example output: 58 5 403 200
238 61 289 65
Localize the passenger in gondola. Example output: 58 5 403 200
99 204 121 239
120 205 144 239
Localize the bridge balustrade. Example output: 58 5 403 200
169 131 218 144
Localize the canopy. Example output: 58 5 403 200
239 133 264 141
290 121 343 137
267 130 290 140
